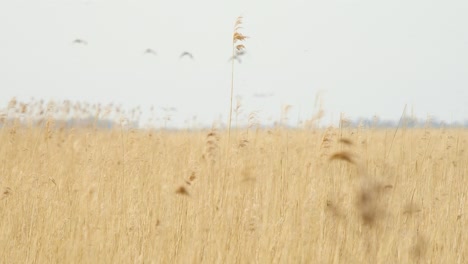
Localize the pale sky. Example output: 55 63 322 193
1 0 467 127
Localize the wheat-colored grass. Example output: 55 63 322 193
0 100 466 263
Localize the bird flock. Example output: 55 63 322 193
72 38 195 60
71 38 269 98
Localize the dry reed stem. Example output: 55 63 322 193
228 16 248 140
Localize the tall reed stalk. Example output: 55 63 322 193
228 16 247 141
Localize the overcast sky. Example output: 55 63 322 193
1 0 467 127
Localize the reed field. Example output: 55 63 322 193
0 99 466 264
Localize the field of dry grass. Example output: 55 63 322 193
0 111 466 263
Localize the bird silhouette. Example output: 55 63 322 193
72 39 88 45
144 49 157 55
179 51 194 60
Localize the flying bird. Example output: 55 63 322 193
179 51 194 60
144 49 157 55
72 39 88 45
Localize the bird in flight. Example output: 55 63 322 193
72 39 88 45
179 51 194 60
144 49 157 55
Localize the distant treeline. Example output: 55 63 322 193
348 117 468 128
0 117 138 129
1 117 467 129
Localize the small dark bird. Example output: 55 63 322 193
72 39 88 45
179 51 194 60
144 49 157 55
